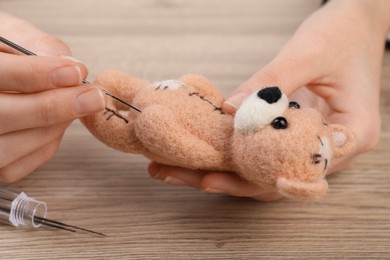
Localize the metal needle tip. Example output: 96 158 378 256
34 216 107 237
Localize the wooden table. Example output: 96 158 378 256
0 0 389 258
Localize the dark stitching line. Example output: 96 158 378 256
188 92 225 114
104 107 129 124
318 136 324 146
103 109 115 120
324 159 328 170
189 92 199 96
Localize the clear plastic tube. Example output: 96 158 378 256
0 188 47 228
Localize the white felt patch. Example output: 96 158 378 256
318 137 332 165
153 80 183 90
234 90 289 134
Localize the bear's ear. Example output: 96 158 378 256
276 177 328 200
329 124 356 158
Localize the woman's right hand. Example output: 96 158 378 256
0 12 106 182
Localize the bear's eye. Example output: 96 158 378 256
271 117 288 129
288 101 300 109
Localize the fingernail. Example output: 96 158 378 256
59 55 83 64
149 163 163 178
74 88 106 115
224 92 248 110
203 187 225 193
51 65 82 86
163 176 188 186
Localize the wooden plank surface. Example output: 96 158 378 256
0 0 389 259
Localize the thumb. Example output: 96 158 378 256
223 53 318 115
0 12 72 57
33 36 72 57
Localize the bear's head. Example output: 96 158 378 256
232 87 355 200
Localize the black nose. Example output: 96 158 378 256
257 87 282 104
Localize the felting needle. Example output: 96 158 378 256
0 36 142 113
34 215 107 237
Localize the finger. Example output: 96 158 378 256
327 104 381 154
0 85 106 134
0 53 87 93
200 172 282 201
0 122 70 168
0 11 71 56
0 33 71 57
59 55 89 78
148 162 205 189
0 137 62 183
328 156 356 175
287 85 332 113
26 35 72 57
223 57 316 114
148 163 282 201
223 32 327 114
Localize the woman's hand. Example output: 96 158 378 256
148 0 390 200
0 12 106 182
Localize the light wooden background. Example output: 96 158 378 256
0 0 389 259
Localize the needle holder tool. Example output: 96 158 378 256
0 186 105 236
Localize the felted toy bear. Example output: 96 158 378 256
81 70 356 200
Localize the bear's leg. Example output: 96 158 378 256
80 71 150 153
95 70 150 111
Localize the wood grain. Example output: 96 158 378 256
0 0 389 259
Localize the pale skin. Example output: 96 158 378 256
148 0 390 200
0 12 106 183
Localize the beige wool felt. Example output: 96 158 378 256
81 70 356 201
